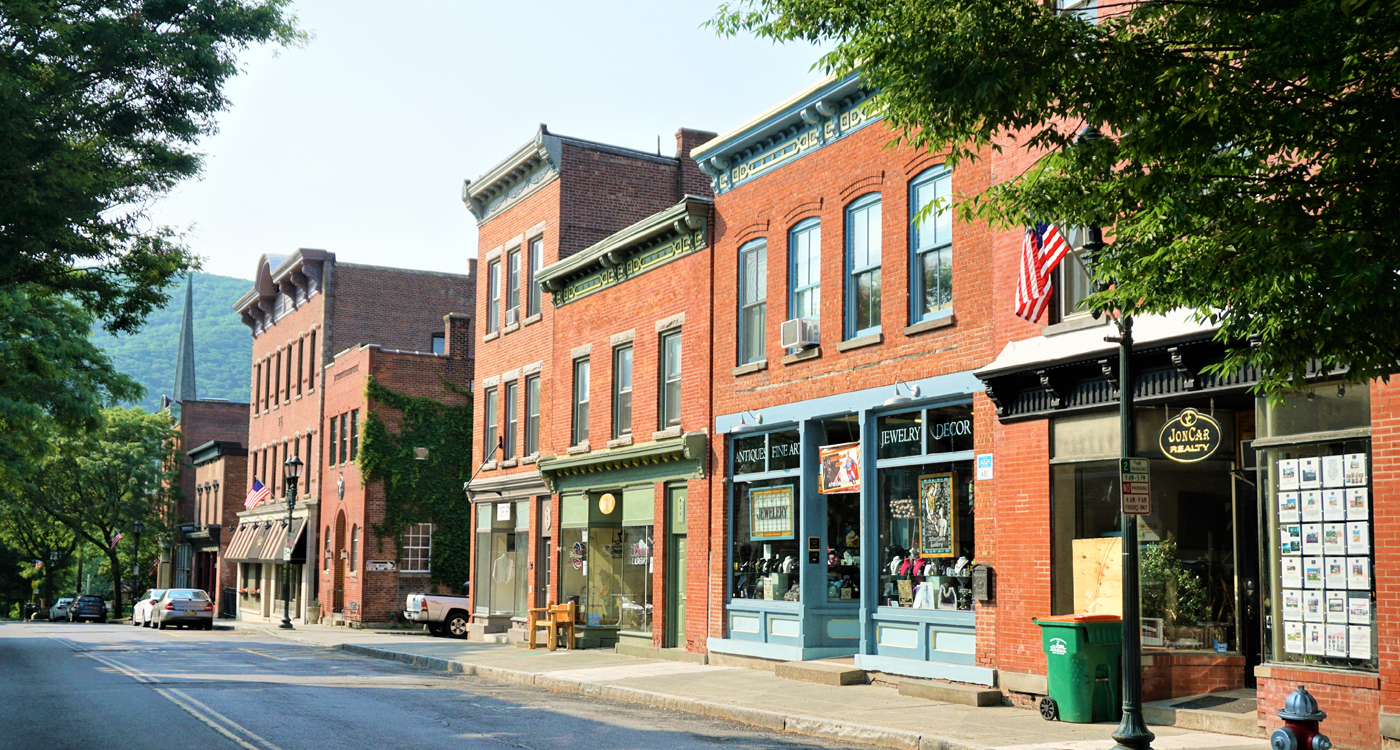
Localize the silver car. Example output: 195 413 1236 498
151 588 214 630
48 598 73 622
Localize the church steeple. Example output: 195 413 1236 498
172 275 197 404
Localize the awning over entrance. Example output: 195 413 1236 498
225 517 307 564
223 522 262 562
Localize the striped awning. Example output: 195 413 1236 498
253 517 307 564
226 516 308 564
223 522 263 563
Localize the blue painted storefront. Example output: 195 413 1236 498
709 370 995 686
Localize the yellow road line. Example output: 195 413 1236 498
239 648 284 660
83 652 285 750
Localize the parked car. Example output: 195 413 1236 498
131 589 167 627
67 594 107 623
48 598 73 622
404 591 471 638
150 588 214 630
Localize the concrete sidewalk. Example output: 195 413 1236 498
227 621 1269 750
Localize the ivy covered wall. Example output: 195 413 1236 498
359 375 473 589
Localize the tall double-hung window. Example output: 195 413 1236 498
503 381 518 461
483 388 498 460
524 375 541 456
738 240 767 364
845 195 882 338
527 237 543 317
911 168 953 322
612 345 633 438
659 331 681 429
789 219 820 321
572 358 590 446
486 260 501 333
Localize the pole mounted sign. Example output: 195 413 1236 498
1121 457 1151 515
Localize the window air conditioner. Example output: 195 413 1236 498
780 318 820 349
505 308 519 326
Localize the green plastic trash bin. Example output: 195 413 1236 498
1032 613 1122 723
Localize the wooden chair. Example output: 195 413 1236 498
527 601 577 651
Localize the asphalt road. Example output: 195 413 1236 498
0 621 859 750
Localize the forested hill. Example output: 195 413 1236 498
94 272 254 412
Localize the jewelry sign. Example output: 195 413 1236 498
1158 408 1222 463
750 485 795 541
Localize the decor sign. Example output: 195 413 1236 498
366 561 396 572
1158 408 1223 463
918 473 957 557
598 493 617 515
552 229 707 307
750 485 795 541
818 442 861 494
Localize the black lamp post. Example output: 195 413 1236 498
279 455 303 630
133 519 143 579
1078 125 1153 750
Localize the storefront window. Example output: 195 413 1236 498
476 502 525 617
1260 382 1374 670
732 478 798 601
1050 410 1240 651
559 490 651 630
827 491 860 601
621 525 653 632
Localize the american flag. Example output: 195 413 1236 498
1014 221 1072 322
109 532 123 549
244 479 271 510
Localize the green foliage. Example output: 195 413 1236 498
712 0 1400 393
0 0 304 334
1141 538 1209 627
94 272 255 412
3 407 182 617
359 376 473 589
0 286 141 486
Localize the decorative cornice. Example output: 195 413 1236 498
234 248 331 334
461 125 562 225
537 197 712 307
536 432 707 492
690 73 881 195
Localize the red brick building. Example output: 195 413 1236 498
693 73 999 682
463 126 715 649
228 249 474 625
185 439 247 617
318 314 473 625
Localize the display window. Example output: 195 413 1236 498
730 428 802 602
875 404 975 611
1049 409 1242 650
1259 383 1374 670
560 489 654 630
475 501 527 617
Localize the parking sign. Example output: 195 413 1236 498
1120 457 1151 515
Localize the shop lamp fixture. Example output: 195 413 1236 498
730 410 763 433
883 379 922 407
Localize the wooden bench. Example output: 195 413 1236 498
526 601 577 650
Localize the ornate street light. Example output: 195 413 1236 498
279 455 304 630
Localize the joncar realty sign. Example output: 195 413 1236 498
1158 408 1223 463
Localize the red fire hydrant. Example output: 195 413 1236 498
1271 686 1332 750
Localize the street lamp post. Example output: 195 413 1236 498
279 455 303 630
133 520 143 592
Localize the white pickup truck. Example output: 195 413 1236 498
404 592 472 638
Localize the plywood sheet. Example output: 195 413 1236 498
1073 536 1123 615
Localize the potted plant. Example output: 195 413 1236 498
306 597 321 623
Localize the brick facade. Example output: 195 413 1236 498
188 441 247 616
465 126 715 646
234 249 474 624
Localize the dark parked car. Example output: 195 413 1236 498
67 594 108 623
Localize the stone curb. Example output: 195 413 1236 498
337 643 989 750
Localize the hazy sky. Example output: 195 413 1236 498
150 0 828 281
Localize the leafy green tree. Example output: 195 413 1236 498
713 0 1400 392
0 0 303 334
0 501 77 607
0 287 141 486
17 407 180 618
